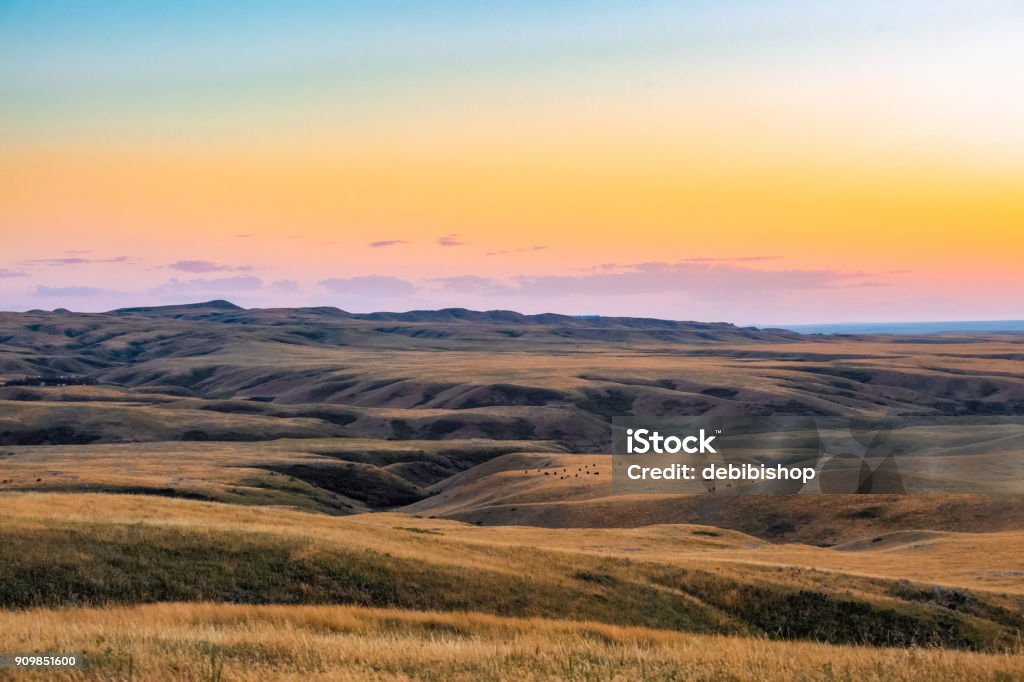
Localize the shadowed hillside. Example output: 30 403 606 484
401 451 1024 545
3 302 1024 538
2 304 1024 678
3 493 1023 653
3 302 1024 454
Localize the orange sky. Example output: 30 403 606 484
1 2 1022 323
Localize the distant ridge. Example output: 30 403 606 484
107 300 788 333
114 300 244 314
97 302 1024 335
354 307 742 329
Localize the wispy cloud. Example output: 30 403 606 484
319 275 416 297
0 269 27 278
578 257 778 272
35 285 112 297
167 260 253 273
486 246 547 256
150 276 264 295
370 239 410 248
437 275 514 295
22 255 130 267
681 256 779 263
437 234 465 247
270 279 300 292
438 262 854 298
515 263 843 297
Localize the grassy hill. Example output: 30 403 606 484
3 493 1022 652
401 451 1024 545
0 439 562 513
4 304 1024 454
2 304 1023 679
3 602 1022 681
2 493 1023 678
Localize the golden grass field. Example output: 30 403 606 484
3 306 1024 679
3 602 1022 681
404 449 1024 543
6 491 1024 593
1 492 1023 680
0 437 562 513
5 306 1024 455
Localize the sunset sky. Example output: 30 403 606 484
1 1 1022 324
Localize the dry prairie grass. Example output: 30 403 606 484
0 438 558 513
1 602 1021 681
9 487 1024 596
406 450 1024 546
7 492 1024 595
5 308 1024 679
7 307 1024 455
2 493 1022 655
6 436 1024 547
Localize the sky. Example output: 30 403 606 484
1 1 1022 324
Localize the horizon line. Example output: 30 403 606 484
2 299 1023 333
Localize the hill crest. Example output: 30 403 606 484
102 300 791 333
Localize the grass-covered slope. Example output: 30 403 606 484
0 439 563 513
2 493 1022 653
3 602 1022 681
4 305 1024 454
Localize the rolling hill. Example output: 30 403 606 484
2 303 1023 678
3 301 1024 454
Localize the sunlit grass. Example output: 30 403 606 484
2 493 1022 655
3 602 1022 681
